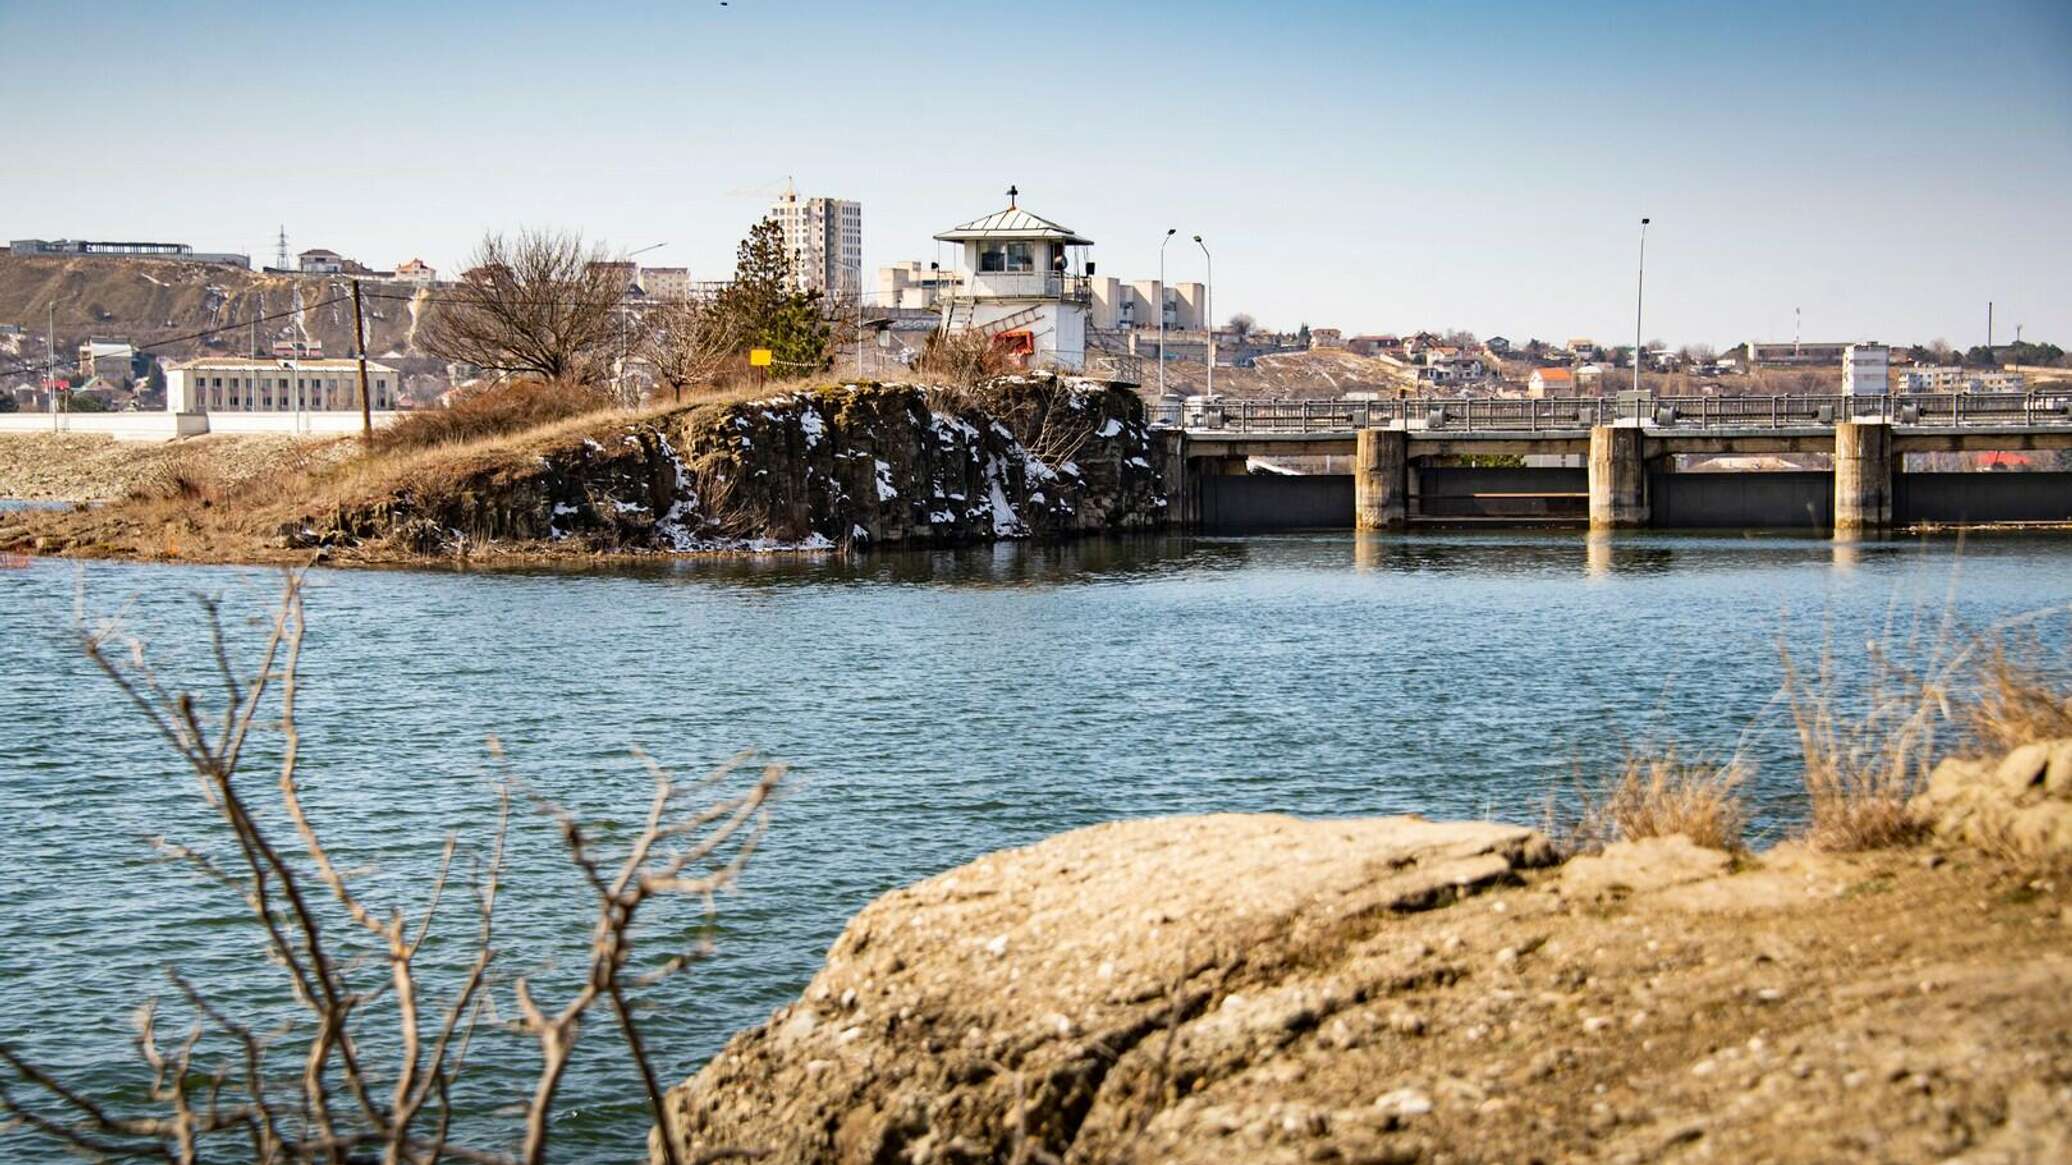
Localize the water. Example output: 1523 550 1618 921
2 532 2068 1161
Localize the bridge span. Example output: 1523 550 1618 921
1154 392 2072 535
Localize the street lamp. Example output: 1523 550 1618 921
1634 217 1650 400
618 242 667 402
1158 228 1176 397
1193 235 1213 400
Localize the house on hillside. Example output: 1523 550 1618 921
1528 366 1575 397
298 249 345 274
394 258 438 285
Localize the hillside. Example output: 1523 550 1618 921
0 255 448 393
1150 347 1420 399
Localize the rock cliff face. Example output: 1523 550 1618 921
303 377 1170 556
653 814 2072 1165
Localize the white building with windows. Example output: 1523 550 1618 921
934 191 1095 372
1842 342 1889 396
769 186 862 299
166 357 398 416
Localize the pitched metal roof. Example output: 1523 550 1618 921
934 206 1092 246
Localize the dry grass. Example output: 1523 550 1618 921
373 378 616 453
1780 642 1939 851
1965 645 2072 754
1565 747 1749 853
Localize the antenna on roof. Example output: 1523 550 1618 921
1006 184 1018 208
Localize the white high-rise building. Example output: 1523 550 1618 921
769 184 862 299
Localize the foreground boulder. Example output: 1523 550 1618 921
654 815 1552 1163
1911 738 2072 860
656 814 2072 1165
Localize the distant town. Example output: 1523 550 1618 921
3 183 2065 432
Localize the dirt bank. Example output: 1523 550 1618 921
656 807 2071 1164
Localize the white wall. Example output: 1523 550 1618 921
206 411 398 435
0 411 394 442
0 413 210 441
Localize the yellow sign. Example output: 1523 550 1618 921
749 348 773 367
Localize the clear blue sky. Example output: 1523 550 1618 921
3 0 2067 348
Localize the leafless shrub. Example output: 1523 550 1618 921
643 299 745 404
926 375 1099 472
0 572 781 1164
916 329 1016 387
422 229 627 385
1568 748 1750 853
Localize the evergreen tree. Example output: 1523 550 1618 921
718 218 831 374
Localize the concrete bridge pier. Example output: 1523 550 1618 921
1588 424 1649 530
1354 426 1409 530
1833 420 1894 536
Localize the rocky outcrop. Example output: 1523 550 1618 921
653 815 2072 1165
300 376 1168 557
653 815 1558 1163
1911 739 2072 860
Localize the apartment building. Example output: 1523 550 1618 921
770 187 862 298
166 357 398 413
639 267 691 300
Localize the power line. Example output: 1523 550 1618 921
0 293 351 379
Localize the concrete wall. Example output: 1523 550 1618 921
1897 473 2072 524
0 412 209 441
1199 474 1354 530
1649 471 1833 529
1419 467 1586 519
0 411 392 441
207 411 397 436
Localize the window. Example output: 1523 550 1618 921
979 242 1034 273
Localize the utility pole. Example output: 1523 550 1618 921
47 300 57 430
352 279 373 448
1987 301 1994 352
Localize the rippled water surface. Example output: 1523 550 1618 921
3 532 2068 1161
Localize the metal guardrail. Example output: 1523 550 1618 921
1171 392 2072 434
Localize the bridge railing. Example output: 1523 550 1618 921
1177 391 2072 433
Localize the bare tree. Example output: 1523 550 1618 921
643 298 743 403
0 571 781 1165
423 229 627 385
1226 314 1256 342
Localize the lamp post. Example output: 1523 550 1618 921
1193 235 1213 400
1158 228 1176 397
1634 217 1650 401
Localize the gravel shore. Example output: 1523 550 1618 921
0 433 360 502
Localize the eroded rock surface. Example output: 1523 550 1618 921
655 815 2072 1165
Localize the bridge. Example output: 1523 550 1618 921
1153 391 2072 535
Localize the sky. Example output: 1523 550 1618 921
2 0 2068 348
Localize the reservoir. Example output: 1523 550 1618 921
2 531 2067 1161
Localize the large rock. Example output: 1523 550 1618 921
1911 738 2072 859
651 814 1555 1165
